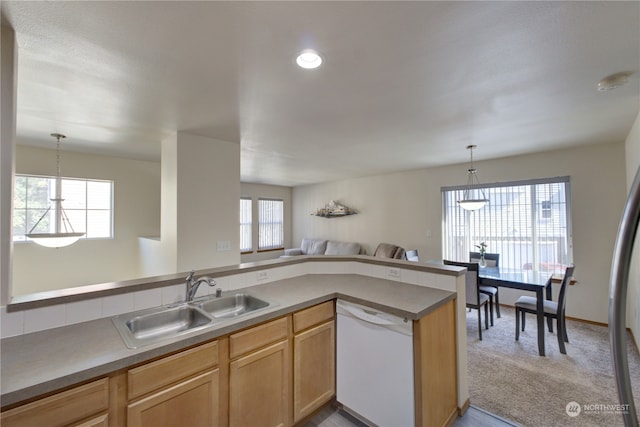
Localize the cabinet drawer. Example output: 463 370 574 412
0 377 109 427
230 316 289 359
128 340 218 400
293 301 334 333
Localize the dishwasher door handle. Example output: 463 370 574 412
340 304 396 326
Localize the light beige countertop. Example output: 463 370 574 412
1 273 455 407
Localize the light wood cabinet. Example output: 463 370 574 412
228 317 291 427
0 377 109 427
293 319 335 422
2 297 458 427
127 341 218 401
126 340 222 427
70 413 109 427
292 300 334 333
414 299 458 427
127 370 219 427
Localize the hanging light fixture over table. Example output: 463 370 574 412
457 144 489 211
26 133 85 248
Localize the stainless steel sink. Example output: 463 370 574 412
113 304 214 348
193 293 270 319
113 293 273 348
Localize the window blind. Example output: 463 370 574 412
240 198 252 252
442 177 572 274
258 198 284 251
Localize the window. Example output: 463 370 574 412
240 197 252 253
14 174 114 242
258 198 284 251
442 177 572 274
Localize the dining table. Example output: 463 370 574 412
478 267 553 356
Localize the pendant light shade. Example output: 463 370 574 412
27 233 84 248
25 133 85 248
457 145 489 211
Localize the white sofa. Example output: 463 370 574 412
283 238 361 256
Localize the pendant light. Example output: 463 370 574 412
26 133 85 248
457 145 489 211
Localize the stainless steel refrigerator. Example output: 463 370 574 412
610 165 640 427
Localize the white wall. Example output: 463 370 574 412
1 27 17 305
174 133 241 271
240 183 293 263
137 133 179 278
13 146 161 294
625 112 640 343
292 142 628 324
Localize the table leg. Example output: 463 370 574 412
537 288 546 356
546 280 553 332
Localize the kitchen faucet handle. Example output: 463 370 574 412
186 270 195 282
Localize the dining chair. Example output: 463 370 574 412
515 265 575 354
470 252 501 321
444 260 490 340
405 249 419 262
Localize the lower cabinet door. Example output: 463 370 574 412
127 369 219 427
293 320 335 422
0 377 109 427
70 413 109 427
229 340 290 427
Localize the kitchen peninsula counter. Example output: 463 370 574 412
1 273 456 407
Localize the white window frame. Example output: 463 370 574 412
14 174 114 242
441 176 573 274
258 198 284 252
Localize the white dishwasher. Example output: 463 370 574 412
336 300 414 427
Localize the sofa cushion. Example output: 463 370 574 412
301 238 328 255
283 248 303 256
325 240 360 255
373 243 405 259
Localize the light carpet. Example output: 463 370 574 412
466 305 640 427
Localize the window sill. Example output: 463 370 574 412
257 247 285 253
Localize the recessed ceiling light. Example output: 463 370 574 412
296 50 322 69
597 72 632 91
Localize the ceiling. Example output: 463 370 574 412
2 1 639 187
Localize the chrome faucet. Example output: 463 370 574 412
185 270 217 302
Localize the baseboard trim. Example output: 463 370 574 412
564 315 607 327
444 407 458 427
458 397 471 416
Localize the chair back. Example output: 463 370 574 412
557 265 575 316
470 252 500 267
405 249 419 262
444 260 480 306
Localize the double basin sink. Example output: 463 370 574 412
113 293 272 348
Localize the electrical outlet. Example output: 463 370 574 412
388 268 401 279
257 271 269 281
216 240 231 251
